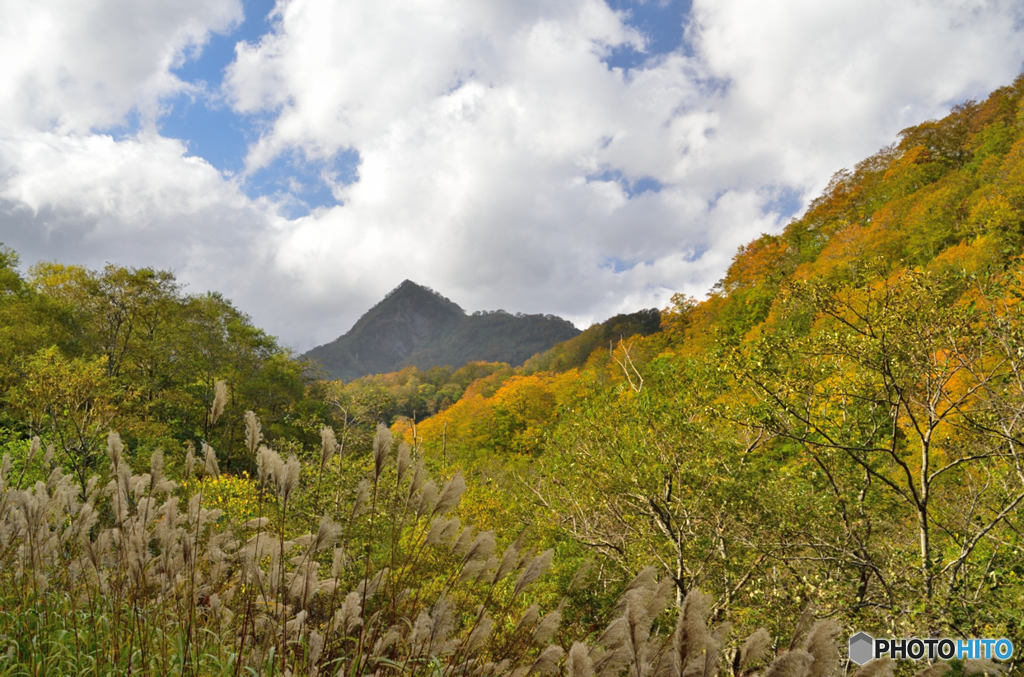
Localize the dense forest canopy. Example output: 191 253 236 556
1 76 1023 674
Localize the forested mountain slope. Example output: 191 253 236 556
400 75 1024 647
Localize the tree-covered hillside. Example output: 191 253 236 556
399 75 1024 654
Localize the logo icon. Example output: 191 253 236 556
849 632 874 665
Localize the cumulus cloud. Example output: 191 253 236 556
221 0 1024 344
0 0 241 132
1 0 1023 349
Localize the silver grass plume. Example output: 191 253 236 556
432 595 456 643
803 620 840 677
624 596 652 676
210 379 227 425
279 454 301 501
514 605 541 634
332 547 346 579
493 540 522 583
356 567 388 599
257 445 282 489
439 516 460 543
185 441 196 481
426 516 450 546
463 531 497 564
308 630 324 670
963 660 1006 675
612 566 658 618
674 588 711 675
373 625 403 656
311 515 341 553
764 650 815 677
703 633 723 677
417 479 439 516
410 457 425 494
289 560 319 607
202 442 219 478
107 430 124 466
43 443 54 467
149 449 175 494
410 609 434 657
787 605 815 651
320 426 337 469
373 423 392 479
513 549 553 596
450 526 476 557
287 609 308 638
567 642 595 677
532 608 562 645
434 470 466 515
245 410 262 455
645 575 676 622
396 441 411 482
568 559 595 593
473 553 501 581
466 612 493 652
528 645 564 676
851 659 895 677
738 628 772 672
107 432 128 488
353 478 371 515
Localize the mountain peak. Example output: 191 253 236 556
304 283 579 380
380 280 462 311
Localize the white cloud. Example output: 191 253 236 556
0 0 242 133
1 0 1023 350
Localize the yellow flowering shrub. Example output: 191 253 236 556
181 472 263 524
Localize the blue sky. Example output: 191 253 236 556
1 0 1022 349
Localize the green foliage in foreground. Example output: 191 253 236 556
0 418 891 677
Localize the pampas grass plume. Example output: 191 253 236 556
434 470 466 515
963 659 1006 675
211 380 227 425
851 658 895 677
320 426 337 468
533 645 565 676
739 628 772 671
396 441 410 482
803 620 840 677
279 455 301 501
202 442 219 478
764 649 814 677
532 609 562 645
514 549 553 596
185 440 196 480
567 642 594 677
372 423 392 479
245 410 262 454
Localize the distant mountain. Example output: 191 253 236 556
304 281 580 380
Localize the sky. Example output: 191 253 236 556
1 0 1023 351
